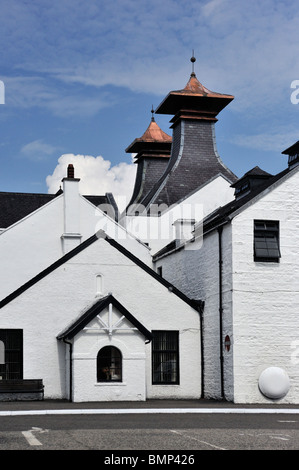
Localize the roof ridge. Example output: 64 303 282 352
57 293 153 341
0 230 204 313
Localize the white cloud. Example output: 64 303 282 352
3 0 299 114
230 127 299 152
21 139 58 161
4 76 114 117
46 153 137 211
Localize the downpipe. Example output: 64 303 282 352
218 226 225 400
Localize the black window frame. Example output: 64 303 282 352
0 329 23 380
152 330 179 385
254 219 281 263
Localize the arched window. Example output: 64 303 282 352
97 346 122 382
95 275 103 296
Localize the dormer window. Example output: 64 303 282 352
234 181 250 198
254 220 281 262
288 153 299 167
282 141 299 168
232 167 272 200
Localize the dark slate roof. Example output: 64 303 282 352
126 157 170 211
57 294 153 342
0 191 118 229
125 116 171 211
231 166 272 185
282 140 299 155
153 164 296 260
139 118 237 211
129 71 236 211
202 166 291 234
84 193 119 221
0 229 204 313
0 191 59 229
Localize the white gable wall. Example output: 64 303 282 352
0 235 201 401
0 194 152 301
0 195 64 300
72 308 147 402
231 169 299 404
154 224 233 401
123 174 234 255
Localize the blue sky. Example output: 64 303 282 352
1 0 299 207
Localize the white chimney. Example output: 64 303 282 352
61 164 82 253
173 219 195 246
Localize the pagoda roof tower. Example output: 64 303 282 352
139 54 237 209
125 110 172 211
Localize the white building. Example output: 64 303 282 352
0 56 298 404
0 227 202 402
154 161 299 404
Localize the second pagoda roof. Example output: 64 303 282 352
126 114 172 155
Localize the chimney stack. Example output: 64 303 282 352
67 163 75 179
61 164 82 253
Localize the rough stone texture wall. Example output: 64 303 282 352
156 225 233 400
0 235 201 401
0 192 152 301
232 170 299 404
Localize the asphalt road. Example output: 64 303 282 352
0 410 298 452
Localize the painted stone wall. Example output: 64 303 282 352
122 175 235 255
231 170 299 404
72 308 147 402
0 193 152 301
0 235 201 401
154 225 233 400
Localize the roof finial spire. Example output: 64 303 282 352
190 50 196 77
151 104 155 121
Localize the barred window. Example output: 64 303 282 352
152 331 179 384
0 329 23 380
254 220 281 262
97 346 122 382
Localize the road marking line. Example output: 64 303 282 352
170 429 226 450
22 430 42 446
2 408 299 417
278 420 297 423
21 427 48 446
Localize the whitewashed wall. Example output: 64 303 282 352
231 169 299 404
0 235 201 401
0 193 152 301
0 195 64 300
156 224 233 400
122 175 235 255
72 308 147 402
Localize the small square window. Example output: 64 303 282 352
254 220 281 262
